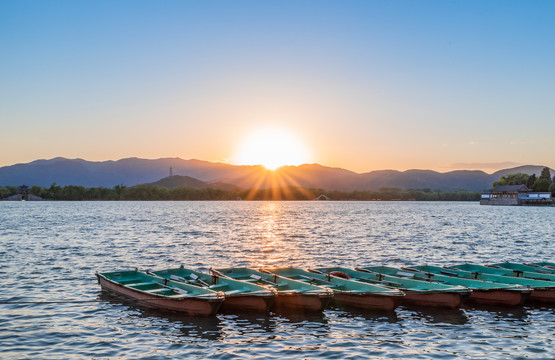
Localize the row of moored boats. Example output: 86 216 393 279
96 262 555 316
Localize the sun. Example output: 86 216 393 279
234 128 311 170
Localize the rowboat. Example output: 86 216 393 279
490 262 555 276
96 270 224 316
149 266 277 312
530 262 555 270
405 265 531 306
424 265 555 304
214 267 334 312
351 266 470 308
455 263 555 282
269 267 404 311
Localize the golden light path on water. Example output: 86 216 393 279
253 202 299 268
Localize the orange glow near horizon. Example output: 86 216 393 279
242 167 315 201
232 128 317 200
233 128 311 170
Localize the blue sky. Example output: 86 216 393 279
1 1 554 172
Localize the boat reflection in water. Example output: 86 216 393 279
464 305 530 323
98 291 333 343
271 311 331 338
99 291 224 341
326 307 400 324
401 307 469 325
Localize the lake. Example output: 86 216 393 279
1 201 554 359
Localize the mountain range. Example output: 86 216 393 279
0 157 552 192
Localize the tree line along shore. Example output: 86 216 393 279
1 183 481 201
3 168 553 201
493 167 555 193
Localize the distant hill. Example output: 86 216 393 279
351 169 495 192
0 157 252 188
491 165 554 178
149 175 210 189
148 175 239 191
0 157 552 191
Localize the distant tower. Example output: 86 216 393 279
170 166 173 177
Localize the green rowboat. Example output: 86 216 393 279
97 270 224 316
490 262 555 275
351 266 470 308
531 262 555 270
149 266 277 312
454 263 555 282
404 265 531 306
422 265 555 304
215 267 334 312
269 267 404 311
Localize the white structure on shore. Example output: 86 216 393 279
480 185 552 206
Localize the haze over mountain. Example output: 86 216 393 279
0 157 552 192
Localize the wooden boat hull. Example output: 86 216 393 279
269 267 404 312
219 294 276 312
529 288 555 303
332 292 399 311
98 275 222 316
151 267 277 312
273 292 333 312
468 289 531 307
402 291 465 309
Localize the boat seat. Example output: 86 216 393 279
144 287 169 293
170 275 188 282
224 290 242 295
169 287 189 294
128 282 157 287
119 279 144 285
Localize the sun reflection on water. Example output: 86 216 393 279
251 202 299 269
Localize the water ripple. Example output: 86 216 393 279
0 201 553 359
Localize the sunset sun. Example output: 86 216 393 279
234 129 310 170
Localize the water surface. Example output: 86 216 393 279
1 201 553 359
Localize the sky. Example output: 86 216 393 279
1 0 554 173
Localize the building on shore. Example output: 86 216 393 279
314 194 331 200
2 194 45 201
480 185 552 206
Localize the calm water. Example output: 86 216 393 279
1 201 554 359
